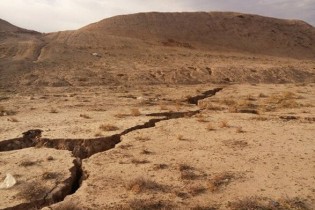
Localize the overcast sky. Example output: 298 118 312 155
0 0 314 32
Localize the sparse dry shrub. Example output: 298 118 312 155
228 196 310 210
79 114 91 119
175 191 190 199
221 99 237 106
279 197 310 210
57 202 83 210
247 95 256 101
228 197 267 210
174 100 182 111
130 108 141 116
135 136 151 141
0 106 17 116
223 140 248 149
189 185 207 196
153 164 168 170
220 95 261 114
264 91 301 111
114 113 129 118
198 101 224 111
283 91 297 99
196 113 208 123
236 127 245 133
206 104 225 111
198 101 209 109
94 132 103 137
181 170 199 180
279 99 300 109
207 172 234 192
141 149 153 155
126 177 165 193
99 124 119 131
42 172 60 180
179 164 199 180
228 105 238 113
50 108 58 113
159 102 168 110
17 181 49 201
259 93 268 98
131 159 150 165
7 117 19 122
119 144 133 149
191 205 217 210
46 156 54 161
206 123 215 131
177 134 185 140
179 164 194 171
20 160 38 167
219 120 229 128
128 199 173 210
250 116 269 121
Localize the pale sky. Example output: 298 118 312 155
0 0 314 33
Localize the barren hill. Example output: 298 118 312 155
0 12 315 89
81 12 315 58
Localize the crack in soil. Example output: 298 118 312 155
186 87 223 105
0 87 223 209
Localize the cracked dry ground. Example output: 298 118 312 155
0 83 314 210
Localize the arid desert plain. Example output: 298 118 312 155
0 12 315 210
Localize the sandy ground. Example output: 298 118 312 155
0 83 314 209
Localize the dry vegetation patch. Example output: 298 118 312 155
140 149 153 155
215 90 304 114
79 114 91 119
131 158 150 165
177 134 186 141
0 106 17 116
127 199 173 210
19 160 39 167
114 113 129 118
263 91 301 111
17 181 49 201
236 127 245 133
179 164 204 180
219 120 229 128
206 123 216 131
135 136 151 141
198 101 224 111
42 172 61 180
126 177 166 193
223 140 248 150
192 206 218 210
130 108 141 116
50 108 59 113
196 114 209 123
153 164 168 170
208 172 234 192
188 185 207 196
7 117 19 122
228 196 310 210
56 202 83 210
99 124 119 131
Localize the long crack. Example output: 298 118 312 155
0 87 223 209
186 87 223 105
